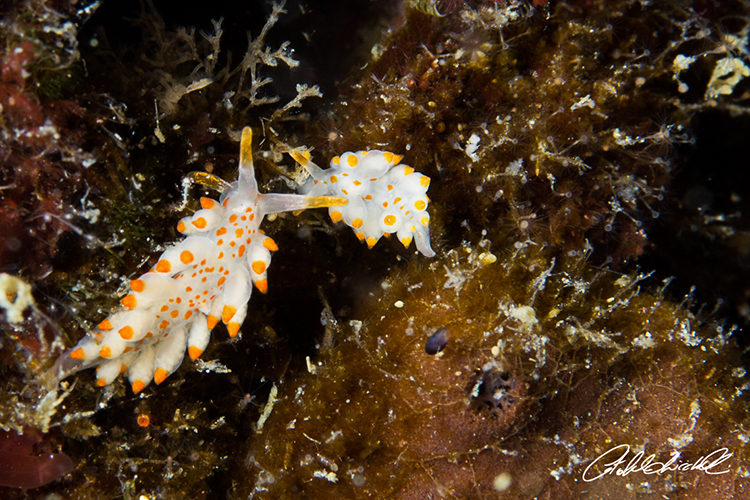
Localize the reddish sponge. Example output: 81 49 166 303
0 428 73 489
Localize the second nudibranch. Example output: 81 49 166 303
54 128 346 394
290 149 436 257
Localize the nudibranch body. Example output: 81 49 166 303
290 149 436 257
52 128 346 393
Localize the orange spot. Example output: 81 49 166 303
362 150 368 155
246 238 253 244
121 294 137 309
352 218 363 228
383 152 393 163
245 207 253 213
252 260 267 275
382 201 389 208
404 166 415 175
420 176 430 187
394 197 402 204
365 194 372 200
201 277 207 283
160 305 169 312
130 279 145 292
154 368 168 385
69 348 85 360
330 210 343 223
330 175 338 183
249 213 255 221
238 245 246 257
223 197 230 207
200 197 216 209
137 414 150 426
207 315 219 329
176 297 182 303
145 332 153 338
393 154 403 164
192 217 207 229
341 189 349 195
177 221 186 232
216 227 227 236
119 326 134 340
170 310 179 318
241 215 247 221
387 184 394 191
401 236 412 247
227 322 240 338
218 276 226 286
263 237 278 251
99 346 112 358
180 250 194 264
384 215 397 226
132 380 146 394
347 155 358 167
235 228 244 238
218 251 224 259
98 319 113 331
332 155 340 165
188 346 203 360
96 378 107 387
156 260 171 273
355 232 365 241
420 215 430 226
353 180 362 186
222 305 237 323
217 239 224 246
255 279 268 294
229 214 238 223
184 310 193 320
415 200 427 210
201 259 207 265
366 237 377 248
229 241 236 247
123 346 133 353
159 320 169 329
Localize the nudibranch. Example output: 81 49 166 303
50 128 347 394
290 149 436 257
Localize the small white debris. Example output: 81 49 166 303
465 133 481 161
313 470 338 483
493 472 512 491
0 273 34 324
255 384 278 432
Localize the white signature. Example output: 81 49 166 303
582 444 732 482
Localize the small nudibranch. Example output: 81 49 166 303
50 128 347 394
290 149 436 257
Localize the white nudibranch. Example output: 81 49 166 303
50 128 347 394
290 149 436 257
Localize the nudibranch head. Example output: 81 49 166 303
290 149 436 257
51 128 347 393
